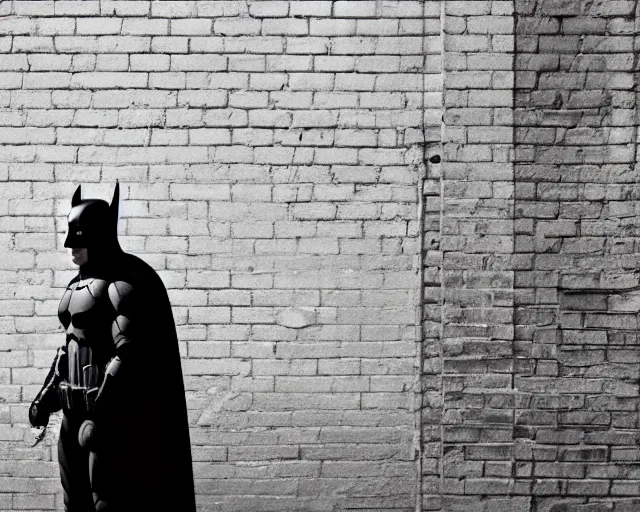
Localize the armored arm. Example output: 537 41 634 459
79 281 141 450
29 346 67 428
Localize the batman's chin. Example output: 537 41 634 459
70 248 88 266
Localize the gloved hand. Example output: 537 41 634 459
28 401 50 428
78 420 97 451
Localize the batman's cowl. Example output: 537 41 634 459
64 183 124 278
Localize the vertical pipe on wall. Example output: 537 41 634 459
414 1 429 509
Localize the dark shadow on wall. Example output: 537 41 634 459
513 0 640 508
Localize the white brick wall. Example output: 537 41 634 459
0 1 440 510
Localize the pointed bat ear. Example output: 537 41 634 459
110 180 120 221
71 185 82 207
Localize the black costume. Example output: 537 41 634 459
29 183 196 512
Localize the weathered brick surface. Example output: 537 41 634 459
512 0 640 510
425 0 640 510
424 0 518 510
0 1 437 510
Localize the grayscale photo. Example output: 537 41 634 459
0 0 632 511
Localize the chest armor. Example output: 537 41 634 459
58 277 116 387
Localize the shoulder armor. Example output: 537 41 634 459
88 279 109 300
108 280 134 312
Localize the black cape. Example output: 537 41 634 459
86 251 196 511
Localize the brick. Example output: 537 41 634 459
76 17 122 35
55 1 100 15
539 0 581 16
171 54 227 71
101 1 150 16
289 2 332 17
171 19 212 35
357 19 399 36
130 54 170 72
122 18 168 35
310 19 356 36
444 35 491 52
214 18 261 36
70 72 147 89
263 19 307 36
467 16 514 34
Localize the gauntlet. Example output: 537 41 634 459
29 346 67 428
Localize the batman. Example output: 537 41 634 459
29 183 196 512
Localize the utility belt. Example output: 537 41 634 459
58 381 99 415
